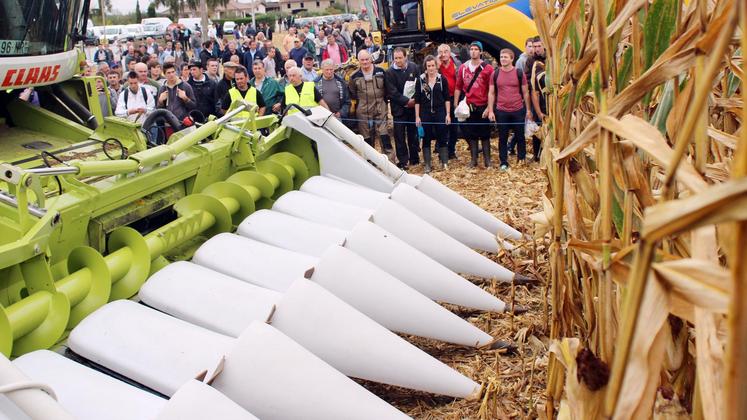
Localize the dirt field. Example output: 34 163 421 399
358 140 550 419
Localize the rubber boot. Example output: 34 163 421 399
482 140 492 168
532 136 542 162
438 147 449 170
423 147 432 174
468 139 479 167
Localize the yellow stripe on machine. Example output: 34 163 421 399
449 4 537 50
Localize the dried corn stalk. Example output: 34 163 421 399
530 0 745 418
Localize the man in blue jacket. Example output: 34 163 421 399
242 39 265 78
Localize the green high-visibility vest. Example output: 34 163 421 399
228 86 258 119
284 82 317 114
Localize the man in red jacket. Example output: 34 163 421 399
322 34 349 66
454 41 494 168
438 43 461 160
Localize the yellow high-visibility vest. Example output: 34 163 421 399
228 86 258 119
284 82 317 114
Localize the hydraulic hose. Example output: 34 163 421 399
142 109 183 146
50 85 98 130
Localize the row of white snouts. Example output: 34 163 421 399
47 175 522 420
277 175 522 281
133 198 520 398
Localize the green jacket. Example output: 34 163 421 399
251 76 282 111
303 38 316 56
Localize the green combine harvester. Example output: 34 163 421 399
0 1 532 418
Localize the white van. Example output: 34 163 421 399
178 17 212 32
99 25 125 43
123 24 144 41
141 17 173 38
223 21 236 35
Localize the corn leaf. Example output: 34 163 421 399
642 0 678 71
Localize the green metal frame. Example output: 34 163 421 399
0 96 319 356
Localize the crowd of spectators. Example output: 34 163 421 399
83 17 546 172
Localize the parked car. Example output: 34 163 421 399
223 21 236 35
123 24 144 41
141 17 173 38
99 25 125 43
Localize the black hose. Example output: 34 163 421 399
278 103 313 124
50 85 98 130
187 110 206 124
101 138 127 160
40 151 65 196
141 109 183 147
283 103 313 117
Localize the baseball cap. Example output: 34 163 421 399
187 59 202 68
223 61 239 68
470 41 484 51
303 53 314 60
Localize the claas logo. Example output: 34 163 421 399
1 65 61 87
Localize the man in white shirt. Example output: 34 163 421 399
115 71 155 123
145 37 158 55
514 38 534 73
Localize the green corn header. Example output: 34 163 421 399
0 93 319 356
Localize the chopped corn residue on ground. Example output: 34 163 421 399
361 141 550 419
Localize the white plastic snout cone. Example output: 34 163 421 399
301 175 389 209
280 106 399 193
235 211 507 312
141 264 480 397
193 233 317 292
238 209 348 257
311 246 494 347
0 353 75 420
284 109 520 240
273 280 481 398
345 222 507 312
140 261 281 335
270 187 515 281
191 234 494 346
373 200 515 281
211 321 411 420
389 183 511 252
157 380 260 420
415 174 523 241
272 190 374 230
69 300 407 419
301 176 509 253
12 350 166 420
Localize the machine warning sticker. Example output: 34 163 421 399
0 40 30 55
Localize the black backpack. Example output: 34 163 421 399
124 86 148 108
493 67 526 97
